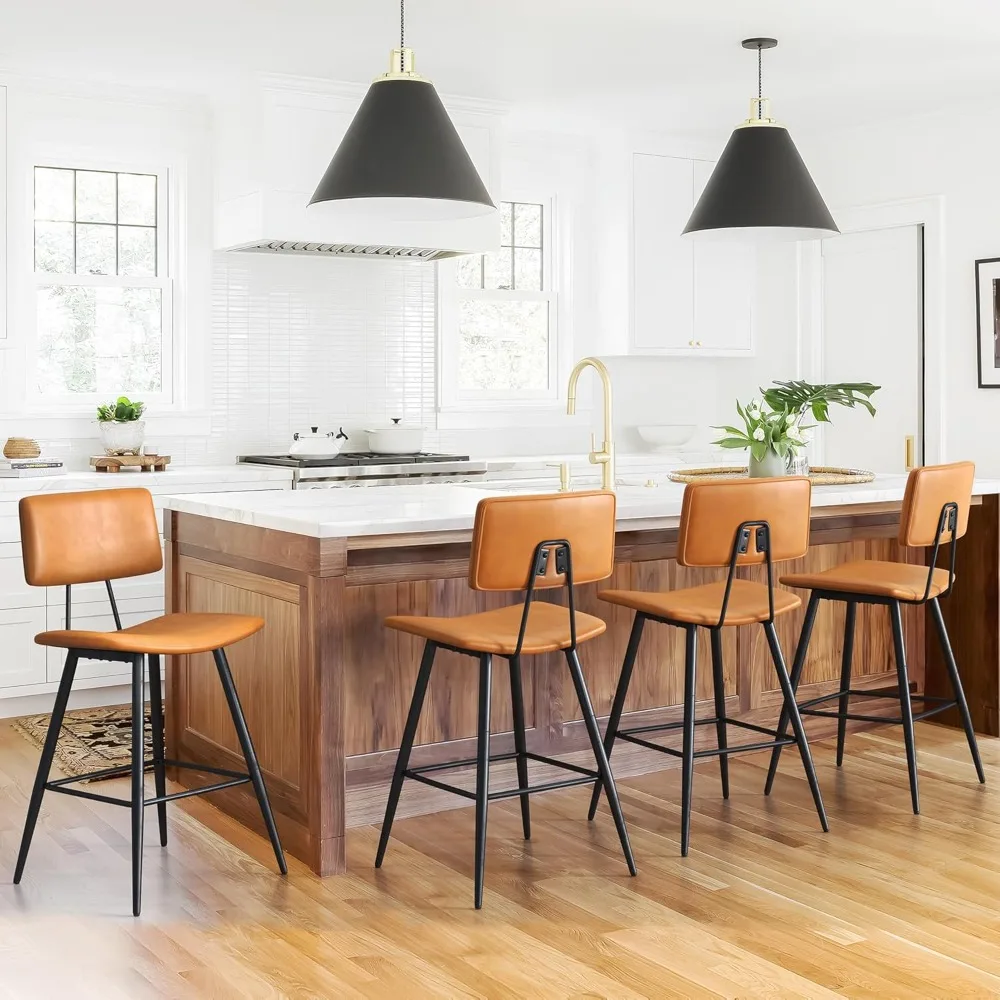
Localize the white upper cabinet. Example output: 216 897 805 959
630 152 754 356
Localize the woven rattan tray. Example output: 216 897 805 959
667 465 875 486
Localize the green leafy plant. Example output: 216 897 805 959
96 396 145 422
713 398 809 463
761 380 880 424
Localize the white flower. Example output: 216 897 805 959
786 425 804 444
752 427 765 441
746 399 761 416
785 413 798 427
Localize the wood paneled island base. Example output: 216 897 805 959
164 491 1000 875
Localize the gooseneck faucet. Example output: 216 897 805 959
566 356 615 491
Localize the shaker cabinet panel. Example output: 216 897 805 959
631 153 694 352
0 606 47 688
630 153 754 356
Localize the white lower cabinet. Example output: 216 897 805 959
45 595 164 683
0 606 48 688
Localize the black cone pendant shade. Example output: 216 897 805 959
309 4 494 223
683 39 837 241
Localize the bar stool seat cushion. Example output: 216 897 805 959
600 579 800 626
385 602 606 655
781 561 951 602
35 613 264 655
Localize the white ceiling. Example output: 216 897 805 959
2 0 1000 134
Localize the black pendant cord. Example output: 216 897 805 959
400 0 405 70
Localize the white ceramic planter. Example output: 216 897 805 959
99 420 145 456
748 449 787 478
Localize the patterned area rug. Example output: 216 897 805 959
11 704 158 782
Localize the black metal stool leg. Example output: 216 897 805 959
130 653 146 916
709 627 729 800
212 647 287 874
474 653 493 909
764 622 829 832
14 650 79 884
929 598 985 783
565 648 636 875
508 655 531 840
587 613 645 821
376 640 437 867
836 602 857 768
890 601 920 814
765 593 820 795
147 653 168 846
680 625 698 856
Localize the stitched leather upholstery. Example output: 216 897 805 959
20 488 162 586
898 461 974 547
676 477 811 568
781 562 951 602
468 490 616 591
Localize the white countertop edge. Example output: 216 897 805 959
161 477 1000 541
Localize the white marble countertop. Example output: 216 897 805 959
161 475 1000 541
0 465 293 496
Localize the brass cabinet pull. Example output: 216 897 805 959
904 435 915 471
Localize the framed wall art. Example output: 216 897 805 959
975 256 1000 387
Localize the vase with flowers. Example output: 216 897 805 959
712 399 810 478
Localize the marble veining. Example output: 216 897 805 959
161 476 1000 540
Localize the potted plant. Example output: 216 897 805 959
97 396 146 456
713 399 809 478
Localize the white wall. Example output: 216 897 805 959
795 103 1000 473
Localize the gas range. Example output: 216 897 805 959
237 452 489 489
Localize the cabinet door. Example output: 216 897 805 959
691 159 755 355
45 595 163 683
0 606 47 688
0 542 43 609
631 153 695 352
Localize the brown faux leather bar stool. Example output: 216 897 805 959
14 488 286 915
765 462 985 812
588 477 829 856
375 490 636 908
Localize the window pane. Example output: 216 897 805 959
35 222 75 273
77 224 117 275
35 168 75 222
458 299 549 392
483 246 512 290
76 170 116 223
118 226 156 276
36 285 162 395
455 253 483 289
500 201 513 246
514 248 542 291
118 173 156 226
513 203 542 248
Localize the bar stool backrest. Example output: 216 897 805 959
676 477 811 568
20 488 162 587
898 462 975 548
468 490 616 592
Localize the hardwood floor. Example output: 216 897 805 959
0 719 997 998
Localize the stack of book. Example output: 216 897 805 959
0 457 65 478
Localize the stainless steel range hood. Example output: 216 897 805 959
229 240 463 261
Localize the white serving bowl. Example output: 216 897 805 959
636 424 697 452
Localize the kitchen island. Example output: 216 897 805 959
162 477 1000 875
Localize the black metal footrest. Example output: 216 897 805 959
45 757 251 809
404 749 600 803
799 687 958 725
615 716 797 760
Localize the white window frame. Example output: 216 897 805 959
438 194 562 411
24 155 174 409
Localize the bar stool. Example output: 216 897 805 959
588 477 829 856
765 462 985 812
375 490 636 908
14 488 286 915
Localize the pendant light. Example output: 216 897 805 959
683 38 838 241
308 0 495 222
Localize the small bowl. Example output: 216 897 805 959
636 425 697 452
